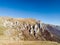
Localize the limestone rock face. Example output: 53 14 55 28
0 17 60 42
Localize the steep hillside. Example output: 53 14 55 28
0 17 60 45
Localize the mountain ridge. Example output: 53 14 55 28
0 17 60 43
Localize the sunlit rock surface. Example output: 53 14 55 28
0 17 60 43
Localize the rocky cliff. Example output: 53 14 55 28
0 17 60 43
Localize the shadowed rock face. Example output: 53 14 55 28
44 24 60 42
0 17 60 42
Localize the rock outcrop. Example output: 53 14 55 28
0 17 60 42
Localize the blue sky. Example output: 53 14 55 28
0 0 60 25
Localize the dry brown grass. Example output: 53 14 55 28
0 40 60 45
0 36 60 45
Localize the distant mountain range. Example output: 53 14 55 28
0 17 60 43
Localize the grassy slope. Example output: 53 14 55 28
0 41 60 45
0 17 60 45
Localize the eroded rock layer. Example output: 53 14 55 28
0 17 60 42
